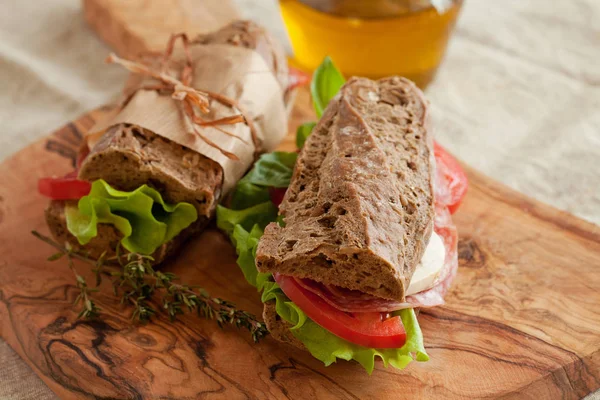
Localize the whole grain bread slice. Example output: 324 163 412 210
256 77 434 302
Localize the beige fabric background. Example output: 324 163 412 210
1 0 598 399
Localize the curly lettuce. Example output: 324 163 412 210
216 202 277 236
65 179 197 255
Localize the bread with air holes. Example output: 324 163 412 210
256 77 434 302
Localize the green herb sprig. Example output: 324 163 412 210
32 230 268 342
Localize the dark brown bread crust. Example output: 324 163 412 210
256 77 434 302
45 200 208 264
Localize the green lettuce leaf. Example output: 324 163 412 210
229 180 271 211
229 151 297 210
65 179 197 255
311 56 346 117
298 57 345 147
296 122 316 149
230 224 267 287
216 202 277 237
239 151 297 188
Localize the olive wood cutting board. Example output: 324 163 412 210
1 88 599 400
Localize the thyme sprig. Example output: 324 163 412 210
32 230 268 342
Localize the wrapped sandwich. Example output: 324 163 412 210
217 58 468 373
39 21 302 263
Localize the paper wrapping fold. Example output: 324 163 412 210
88 43 287 193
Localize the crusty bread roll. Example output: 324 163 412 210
256 76 434 303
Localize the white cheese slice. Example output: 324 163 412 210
405 232 446 296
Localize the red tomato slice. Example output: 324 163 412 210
434 142 468 214
38 173 91 200
287 66 310 91
269 187 287 207
274 273 407 348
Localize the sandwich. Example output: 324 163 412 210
217 58 468 373
39 20 305 263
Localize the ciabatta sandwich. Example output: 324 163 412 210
217 58 467 373
40 21 303 263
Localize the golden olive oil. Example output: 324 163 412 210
280 0 463 87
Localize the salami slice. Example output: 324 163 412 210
294 278 405 313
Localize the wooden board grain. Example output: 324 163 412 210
1 88 600 399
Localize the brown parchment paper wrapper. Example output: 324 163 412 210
87 43 287 194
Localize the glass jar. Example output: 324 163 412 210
279 0 463 88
